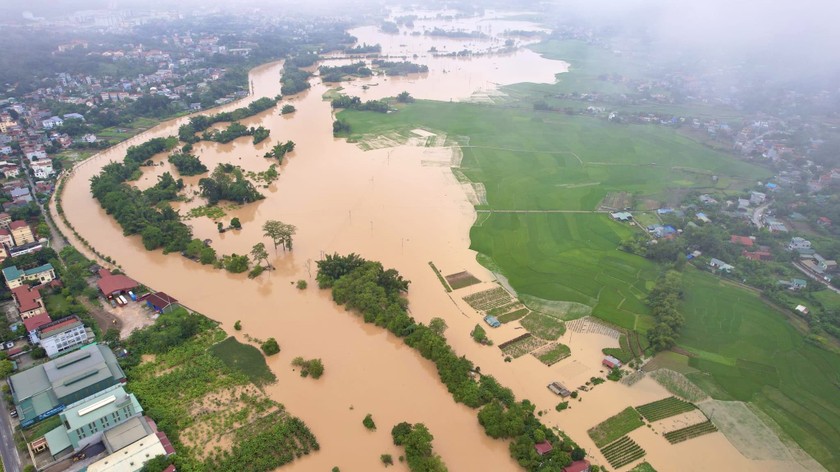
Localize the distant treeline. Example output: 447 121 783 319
316 254 585 471
344 43 382 54
319 61 373 82
372 59 429 76
331 95 389 113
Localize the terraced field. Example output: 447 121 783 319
635 396 697 422
664 420 719 444
588 407 645 447
600 436 647 469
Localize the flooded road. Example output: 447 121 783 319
50 12 808 472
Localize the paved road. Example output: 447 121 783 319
751 202 771 229
793 261 840 294
23 164 66 253
0 399 22 472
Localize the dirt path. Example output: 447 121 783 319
79 298 123 334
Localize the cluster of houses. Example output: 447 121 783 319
0 216 46 262
787 237 837 282
3 263 181 470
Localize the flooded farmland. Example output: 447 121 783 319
49 11 812 472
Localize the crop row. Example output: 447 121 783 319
635 396 696 422
600 436 646 469
664 420 718 444
463 287 513 311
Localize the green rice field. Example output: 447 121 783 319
588 407 645 447
635 396 696 422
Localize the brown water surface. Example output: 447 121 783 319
51 13 809 472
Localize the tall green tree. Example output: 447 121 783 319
251 242 269 267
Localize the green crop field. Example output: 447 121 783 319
210 336 277 386
679 268 840 469
588 407 645 447
336 37 840 470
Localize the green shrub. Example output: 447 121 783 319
261 338 280 355
363 414 376 430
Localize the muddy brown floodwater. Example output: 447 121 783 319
50 12 813 472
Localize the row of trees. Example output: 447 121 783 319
646 270 685 351
391 423 448 472
315 254 583 471
331 94 389 113
372 60 429 76
177 97 278 143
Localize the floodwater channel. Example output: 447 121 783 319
50 11 808 472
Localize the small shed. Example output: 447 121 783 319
146 292 179 314
483 315 501 328
547 382 571 397
795 305 809 316
603 355 622 369
534 440 553 456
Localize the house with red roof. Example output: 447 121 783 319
23 312 52 343
534 440 553 456
11 285 46 319
730 235 754 247
97 269 139 297
743 250 772 261
35 315 90 358
563 460 591 472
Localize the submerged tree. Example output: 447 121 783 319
263 220 297 253
251 242 269 268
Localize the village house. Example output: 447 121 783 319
24 312 53 343
11 285 47 319
41 116 64 129
96 269 139 297
0 212 10 227
30 159 55 179
610 212 632 222
2 263 56 289
814 254 838 273
743 249 772 261
10 220 35 245
730 235 754 247
563 460 591 472
145 292 179 313
709 258 734 272
788 237 811 251
750 191 767 205
602 355 623 369
34 315 90 358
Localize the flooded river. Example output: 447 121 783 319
50 11 808 472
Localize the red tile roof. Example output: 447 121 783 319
97 272 138 295
146 292 178 309
157 431 176 455
38 316 82 336
534 441 553 456
9 220 28 230
23 312 52 332
563 460 591 472
0 229 9 236
11 285 42 312
730 235 754 246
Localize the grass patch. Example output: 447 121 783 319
21 415 62 440
532 342 571 366
497 308 530 323
635 396 696 422
428 261 451 292
629 462 657 472
209 336 276 386
519 312 566 340
648 369 708 402
588 407 645 447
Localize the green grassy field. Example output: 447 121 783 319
209 336 276 386
679 268 840 469
335 39 839 469
588 407 645 447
